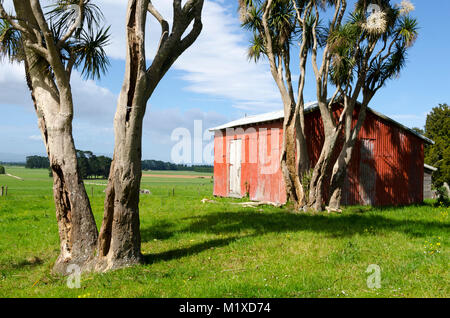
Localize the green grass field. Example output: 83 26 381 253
0 166 448 298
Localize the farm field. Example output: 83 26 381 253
0 166 448 298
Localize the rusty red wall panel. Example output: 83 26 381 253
368 112 425 206
213 121 286 204
213 104 425 206
213 130 228 197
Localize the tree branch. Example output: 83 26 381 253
0 2 31 35
147 1 169 52
57 0 85 48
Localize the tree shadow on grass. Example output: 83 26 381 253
143 236 244 265
140 207 448 264
178 210 447 238
141 209 447 243
141 219 176 242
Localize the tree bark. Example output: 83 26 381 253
307 132 340 211
14 0 98 274
328 95 371 210
96 0 149 271
23 51 98 275
281 110 305 208
96 0 204 271
96 91 149 271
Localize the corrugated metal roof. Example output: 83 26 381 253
209 101 434 145
209 101 318 131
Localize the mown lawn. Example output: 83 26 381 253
0 166 448 298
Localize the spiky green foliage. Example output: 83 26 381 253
241 0 334 63
0 19 22 62
0 0 110 80
71 26 110 80
46 0 104 35
424 104 450 188
298 14 327 52
241 0 297 62
328 0 418 92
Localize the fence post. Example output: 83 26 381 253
1 186 3 197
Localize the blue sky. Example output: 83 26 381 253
0 0 449 163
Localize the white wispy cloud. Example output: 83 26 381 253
28 135 42 141
98 0 281 113
0 0 280 161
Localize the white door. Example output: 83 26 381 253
229 139 242 196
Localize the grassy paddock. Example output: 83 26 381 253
0 166 448 298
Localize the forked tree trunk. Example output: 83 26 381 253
307 138 335 211
96 0 148 271
328 97 370 210
96 93 148 271
307 103 343 211
96 0 204 271
295 106 310 203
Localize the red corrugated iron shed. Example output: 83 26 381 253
210 102 434 206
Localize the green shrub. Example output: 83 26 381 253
435 186 450 207
0 166 5 174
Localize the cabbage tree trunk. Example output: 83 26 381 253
96 0 204 271
328 94 372 210
14 0 98 274
23 54 98 275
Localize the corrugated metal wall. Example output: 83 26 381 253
213 106 425 206
213 122 286 203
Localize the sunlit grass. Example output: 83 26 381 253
0 166 448 298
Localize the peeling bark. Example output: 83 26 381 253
96 0 204 272
14 1 98 274
24 59 98 274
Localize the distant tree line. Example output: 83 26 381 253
76 150 112 179
414 103 450 188
141 160 213 173
25 156 50 169
25 154 212 178
0 162 25 166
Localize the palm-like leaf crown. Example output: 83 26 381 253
0 0 110 80
0 19 22 62
240 0 335 63
329 0 418 91
241 0 297 62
